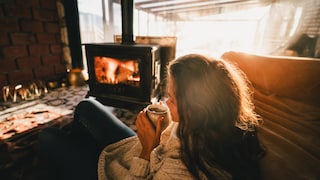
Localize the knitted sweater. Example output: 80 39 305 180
97 122 231 180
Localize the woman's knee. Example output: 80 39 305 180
74 98 104 118
75 98 98 112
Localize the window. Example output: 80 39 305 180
77 0 319 58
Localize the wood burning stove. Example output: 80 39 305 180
85 43 160 108
84 0 161 109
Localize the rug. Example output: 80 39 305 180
0 102 73 141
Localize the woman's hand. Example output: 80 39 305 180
136 109 163 161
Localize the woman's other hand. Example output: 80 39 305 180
136 110 163 160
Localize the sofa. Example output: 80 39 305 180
221 51 320 180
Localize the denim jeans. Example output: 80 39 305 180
38 98 136 180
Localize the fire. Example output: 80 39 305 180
94 56 140 86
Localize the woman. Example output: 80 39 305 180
97 53 265 179
39 53 265 179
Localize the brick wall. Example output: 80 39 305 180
0 0 67 98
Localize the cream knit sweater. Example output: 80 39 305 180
97 122 231 180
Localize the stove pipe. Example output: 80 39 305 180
121 0 134 44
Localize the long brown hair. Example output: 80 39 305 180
168 54 264 179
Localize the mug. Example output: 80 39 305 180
146 104 170 131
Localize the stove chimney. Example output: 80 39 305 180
121 0 134 44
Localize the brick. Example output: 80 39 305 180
50 44 62 54
42 54 61 65
16 56 41 69
0 18 20 32
8 69 34 85
37 33 57 44
33 65 55 79
40 0 57 10
4 4 32 18
55 63 67 74
16 0 40 8
0 73 8 85
55 33 61 43
29 44 50 56
45 22 59 33
0 32 9 45
32 8 58 21
21 20 43 32
1 46 28 58
10 33 36 45
0 58 17 72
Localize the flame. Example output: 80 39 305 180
94 56 140 86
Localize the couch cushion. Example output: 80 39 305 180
254 88 320 180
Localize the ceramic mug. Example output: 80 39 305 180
146 104 170 131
